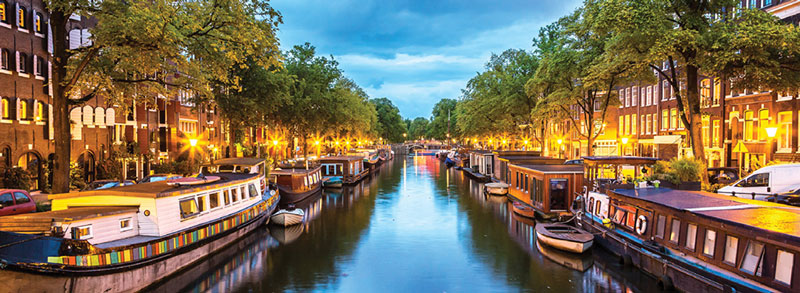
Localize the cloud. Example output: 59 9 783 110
364 80 466 119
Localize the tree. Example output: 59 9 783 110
591 0 800 184
48 0 282 192
370 98 407 143
427 98 459 140
408 117 430 140
328 78 378 139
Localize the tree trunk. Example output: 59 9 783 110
684 65 710 186
51 11 70 193
587 134 595 157
541 124 549 157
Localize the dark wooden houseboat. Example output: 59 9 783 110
493 154 563 183
271 165 322 204
319 156 369 185
506 164 584 219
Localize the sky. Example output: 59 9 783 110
271 0 584 119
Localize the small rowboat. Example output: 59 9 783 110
512 201 535 218
166 175 221 186
484 182 509 195
535 223 594 254
323 177 343 188
270 207 305 227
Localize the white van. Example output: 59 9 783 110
717 164 800 201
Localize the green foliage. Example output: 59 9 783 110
408 117 430 140
96 159 122 180
647 158 703 184
427 99 459 140
69 162 87 191
370 98 407 143
152 157 201 176
2 167 32 191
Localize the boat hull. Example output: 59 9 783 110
485 183 509 196
270 212 304 227
278 183 322 204
535 230 593 254
512 202 535 218
0 201 275 293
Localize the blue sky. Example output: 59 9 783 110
271 0 583 119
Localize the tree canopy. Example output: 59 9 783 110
370 98 407 143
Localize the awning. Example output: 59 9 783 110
654 135 681 145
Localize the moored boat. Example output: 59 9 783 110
535 237 594 272
484 182 509 195
271 165 323 204
320 156 368 185
0 158 279 293
270 207 305 227
535 223 594 254
512 201 535 218
323 176 343 188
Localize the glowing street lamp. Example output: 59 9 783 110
189 138 198 147
273 140 279 146
621 137 629 145
557 138 563 145
766 127 778 138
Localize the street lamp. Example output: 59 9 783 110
766 127 778 138
621 137 629 156
189 138 198 147
767 126 778 161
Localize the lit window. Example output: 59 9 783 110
197 195 207 212
35 101 44 121
73 225 92 240
703 229 716 257
209 192 220 209
641 114 646 134
179 198 199 219
740 240 765 276
0 1 7 24
712 120 720 148
700 79 711 107
744 110 754 141
0 98 8 119
662 110 668 130
19 99 27 120
646 115 652 135
669 218 680 243
713 79 722 105
685 223 697 250
775 250 794 285
724 236 739 265
758 109 769 141
779 112 792 151
652 114 657 134
619 116 624 135
17 6 25 29
702 116 710 147
656 215 666 239
670 108 677 129
632 115 637 135
223 189 231 205
119 218 132 232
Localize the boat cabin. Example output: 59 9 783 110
585 188 800 292
469 150 495 177
201 158 267 177
270 166 323 193
582 156 660 190
507 164 584 217
494 155 562 183
319 156 368 184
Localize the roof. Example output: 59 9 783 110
271 166 321 176
49 173 259 200
0 206 139 222
513 164 584 174
493 150 542 156
582 156 660 165
612 188 800 243
498 156 562 163
319 156 364 162
209 157 265 166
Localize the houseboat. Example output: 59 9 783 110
271 165 322 204
468 150 495 178
581 187 800 292
506 164 584 219
0 158 279 293
493 154 562 183
319 156 369 185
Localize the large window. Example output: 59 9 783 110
0 97 9 119
641 115 646 134
775 250 794 285
744 110 754 141
632 86 638 106
662 80 670 100
662 110 668 130
700 79 711 107
703 229 716 257
179 197 200 219
619 116 624 135
740 240 765 276
779 111 792 151
758 109 769 141
0 0 8 24
17 6 26 30
670 108 677 129
713 79 722 105
712 120 720 148
686 223 698 251
669 218 680 243
632 115 637 135
656 215 666 239
724 235 739 265
646 115 652 135
702 116 710 147
652 114 657 134
625 88 630 107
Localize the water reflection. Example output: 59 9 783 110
153 156 661 292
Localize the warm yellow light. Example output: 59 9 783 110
273 140 279 146
502 140 507 144
488 139 493 143
315 141 320 145
524 140 529 145
335 141 340 145
766 127 778 138
621 137 629 145
189 139 198 147
557 139 563 145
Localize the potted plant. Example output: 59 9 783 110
668 158 703 191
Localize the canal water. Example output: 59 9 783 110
151 156 662 292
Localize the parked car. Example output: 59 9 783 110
138 174 182 183
564 159 583 165
0 189 36 216
717 164 800 201
766 188 800 207
83 180 136 191
707 167 740 185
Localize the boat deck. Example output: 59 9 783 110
612 188 800 243
94 235 161 249
49 173 259 199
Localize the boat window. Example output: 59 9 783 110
197 195 207 212
524 174 529 192
685 224 698 251
0 193 13 207
209 192 220 209
740 240 765 276
735 172 769 187
13 192 30 204
594 200 602 217
724 236 739 265
73 225 93 240
612 207 626 224
218 165 235 173
703 229 716 257
249 184 259 198
588 197 595 214
119 218 132 232
669 219 681 244
625 210 636 229
231 189 239 203
549 179 568 210
656 215 666 239
223 190 231 205
240 186 247 199
304 176 308 187
775 250 794 285
180 198 200 219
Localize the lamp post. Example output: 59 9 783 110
557 138 563 159
766 126 778 162
621 137 629 156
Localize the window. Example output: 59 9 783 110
179 198 200 219
618 89 624 107
13 192 29 204
619 116 624 135
655 215 666 239
724 236 739 265
197 195 207 212
632 115 637 135
669 218 680 243
19 99 27 120
735 172 769 187
775 250 794 285
231 188 239 202
686 223 698 250
179 120 198 135
758 109 769 141
632 86 638 106
646 115 652 135
613 207 626 224
700 79 711 107
652 114 657 134
662 110 668 130
641 115 646 134
223 189 231 205
703 229 716 256
209 192 220 209
0 0 8 24
712 120 720 148
713 79 722 105
740 241 765 276
624 115 630 135
670 108 678 129
647 86 653 105
744 110 754 141
640 87 646 106
35 101 44 121
0 192 12 207
119 218 132 232
17 52 28 74
249 184 258 198
702 116 710 147
0 49 10 70
625 88 630 107
778 112 792 151
73 225 92 240
17 6 26 30
34 11 42 34
594 200 602 217
240 186 247 199
625 210 636 228
662 80 670 100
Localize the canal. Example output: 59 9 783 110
151 155 663 292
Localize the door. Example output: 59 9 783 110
550 178 568 211
12 192 34 214
731 171 771 200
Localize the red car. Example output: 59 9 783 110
0 189 36 216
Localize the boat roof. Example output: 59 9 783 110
470 150 494 154
498 156 562 162
513 164 584 174
493 150 542 156
319 156 364 162
208 157 265 166
49 173 259 200
612 188 800 243
0 206 139 223
271 166 321 176
582 156 660 165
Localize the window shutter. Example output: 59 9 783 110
14 97 19 120
47 22 53 53
48 104 53 139
14 2 18 27
32 54 37 75
32 99 38 120
14 51 19 72
68 29 80 50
